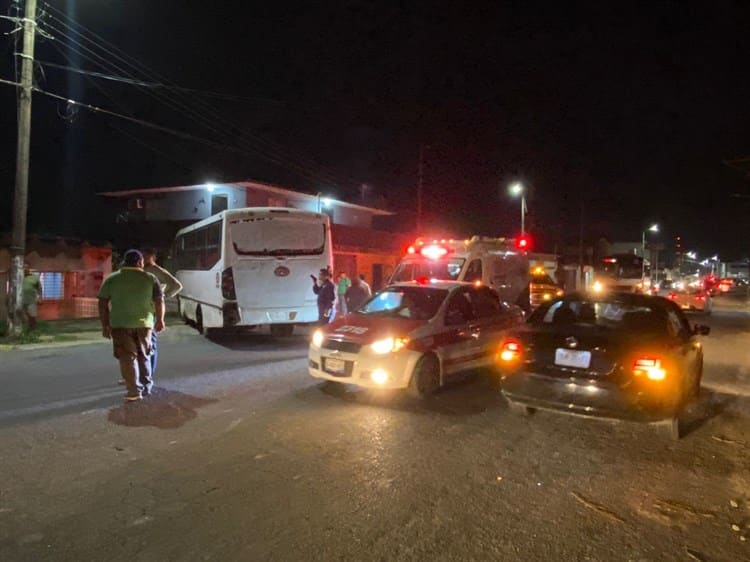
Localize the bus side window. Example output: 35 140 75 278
464 259 483 283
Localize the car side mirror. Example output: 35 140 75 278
692 324 710 336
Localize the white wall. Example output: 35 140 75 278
144 187 247 221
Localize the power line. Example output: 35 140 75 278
41 18 349 190
41 4 357 190
32 58 284 104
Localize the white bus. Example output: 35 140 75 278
173 207 333 337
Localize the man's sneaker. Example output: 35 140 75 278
124 395 142 403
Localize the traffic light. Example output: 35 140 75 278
515 233 532 251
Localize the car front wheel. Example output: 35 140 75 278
408 354 440 399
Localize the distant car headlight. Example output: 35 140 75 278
370 337 409 354
311 329 324 348
592 281 604 293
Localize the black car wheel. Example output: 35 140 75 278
408 354 440 398
655 417 680 440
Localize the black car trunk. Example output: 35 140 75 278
522 325 659 380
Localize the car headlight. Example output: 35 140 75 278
370 337 409 354
592 281 603 293
311 329 324 348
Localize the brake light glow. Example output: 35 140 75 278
633 357 666 381
420 245 449 260
695 294 706 301
667 293 678 300
499 340 522 362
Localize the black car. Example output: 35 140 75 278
496 292 710 439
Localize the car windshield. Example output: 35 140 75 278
357 286 448 320
391 259 466 282
530 298 666 333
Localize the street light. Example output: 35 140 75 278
641 223 659 284
508 182 527 236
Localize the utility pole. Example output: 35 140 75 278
416 144 424 236
8 0 37 335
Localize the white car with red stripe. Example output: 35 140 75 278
308 281 524 397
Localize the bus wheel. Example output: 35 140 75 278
270 324 294 337
196 306 213 337
177 297 189 325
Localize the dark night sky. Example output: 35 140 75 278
2 0 750 259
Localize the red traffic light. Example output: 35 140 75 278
515 233 532 251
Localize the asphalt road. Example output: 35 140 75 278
0 299 748 561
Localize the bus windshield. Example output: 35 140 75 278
597 255 647 280
229 218 326 256
391 259 466 283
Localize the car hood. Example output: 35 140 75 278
323 314 425 344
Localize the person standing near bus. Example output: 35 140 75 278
345 275 371 312
336 272 351 316
142 248 183 378
21 265 42 331
98 249 165 402
312 268 336 324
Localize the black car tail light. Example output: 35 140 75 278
632 357 667 381
498 339 523 362
221 267 236 300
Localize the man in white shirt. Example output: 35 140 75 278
142 248 183 379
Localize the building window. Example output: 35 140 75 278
40 272 64 300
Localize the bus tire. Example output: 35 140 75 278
177 297 189 324
270 324 294 337
195 306 215 337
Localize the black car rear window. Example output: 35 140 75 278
530 299 666 333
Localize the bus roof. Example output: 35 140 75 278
175 207 326 236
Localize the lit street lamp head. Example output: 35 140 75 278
509 182 524 197
648 223 659 233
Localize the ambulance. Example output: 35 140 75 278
389 236 531 309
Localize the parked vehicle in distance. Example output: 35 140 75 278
496 292 710 439
666 288 712 314
718 277 748 294
529 266 563 309
390 236 530 310
173 207 333 337
593 253 652 294
309 280 524 397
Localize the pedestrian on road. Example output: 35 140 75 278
142 248 183 378
98 249 165 403
358 273 372 296
312 268 336 325
336 271 351 316
21 265 42 331
345 275 371 312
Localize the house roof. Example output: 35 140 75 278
724 156 750 177
98 180 395 216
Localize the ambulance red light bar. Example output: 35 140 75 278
603 257 617 263
514 233 532 251
420 244 449 260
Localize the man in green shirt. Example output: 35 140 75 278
21 265 42 330
336 271 351 316
98 249 165 402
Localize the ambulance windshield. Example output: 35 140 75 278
391 258 465 283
